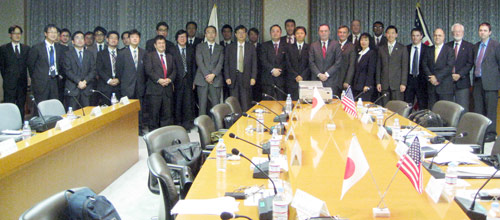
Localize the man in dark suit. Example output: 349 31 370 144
27 24 66 105
120 31 130 51
195 26 224 116
94 26 107 53
59 28 71 47
63 31 96 109
376 25 409 105
422 28 455 108
186 21 203 49
220 24 233 47
0 25 30 118
336 25 356 92
224 25 257 111
285 26 310 100
405 28 430 110
84 32 96 51
96 31 120 105
446 23 474 112
144 35 176 130
281 19 296 44
248 27 263 102
172 30 196 129
473 22 500 142
146 22 175 53
372 21 387 49
116 29 146 135
347 20 361 46
309 24 343 95
260 24 288 100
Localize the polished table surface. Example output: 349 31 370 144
177 100 500 219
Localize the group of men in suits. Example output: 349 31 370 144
1 20 499 141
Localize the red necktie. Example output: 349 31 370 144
322 42 326 58
274 43 278 55
160 54 167 78
452 43 459 73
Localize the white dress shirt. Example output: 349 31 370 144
410 43 422 74
45 40 58 76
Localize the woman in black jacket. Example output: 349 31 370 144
350 33 377 101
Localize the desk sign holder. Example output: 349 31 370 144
55 118 72 131
90 106 103 116
120 96 130 105
285 126 296 141
291 189 330 219
290 141 302 166
0 138 17 158
377 125 387 140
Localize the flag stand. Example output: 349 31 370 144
327 99 341 130
373 164 402 217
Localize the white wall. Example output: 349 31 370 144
263 0 309 42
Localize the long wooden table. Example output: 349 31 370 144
177 100 500 219
0 100 140 219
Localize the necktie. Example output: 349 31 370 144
322 42 326 58
160 54 167 78
434 46 440 63
298 45 302 55
78 51 83 67
15 45 20 57
181 48 187 72
376 37 380 46
274 43 278 55
389 45 393 55
209 45 213 55
99 45 103 51
189 40 193 45
453 43 459 74
475 43 486 77
111 50 116 77
411 46 419 76
354 35 358 44
238 45 244 72
133 49 138 69
49 46 55 76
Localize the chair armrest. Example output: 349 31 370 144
205 144 215 151
167 163 193 197
427 127 457 132
433 131 456 137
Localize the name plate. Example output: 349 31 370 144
395 141 409 158
55 118 72 131
90 106 102 116
377 126 387 140
0 138 18 158
119 96 130 105
291 189 330 219
290 141 302 166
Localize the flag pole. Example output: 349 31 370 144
376 164 402 208
368 168 388 208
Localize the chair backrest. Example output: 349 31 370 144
210 103 232 130
19 187 88 220
143 126 190 155
225 96 243 114
148 153 179 220
38 99 66 116
194 115 216 150
455 112 491 147
0 103 22 130
432 100 464 127
491 136 500 156
385 100 411 118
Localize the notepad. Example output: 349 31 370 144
171 197 239 215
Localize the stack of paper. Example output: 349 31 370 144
456 167 500 177
424 144 479 165
171 197 239 215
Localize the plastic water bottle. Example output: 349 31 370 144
269 128 281 159
67 107 75 119
357 98 363 115
376 111 384 126
216 139 227 172
256 111 265 133
488 201 500 219
272 189 288 220
285 94 293 114
22 121 31 140
445 161 458 187
111 93 118 105
392 118 401 141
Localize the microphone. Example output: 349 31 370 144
30 95 48 129
455 168 499 220
252 101 286 134
272 84 287 97
229 133 270 156
382 104 410 132
220 212 253 220
231 148 277 195
367 93 388 107
91 89 111 104
353 87 370 100
423 132 468 178
259 94 289 123
241 113 272 134
262 93 285 108
70 96 86 116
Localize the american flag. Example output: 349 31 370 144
341 87 357 118
415 3 433 46
397 137 423 194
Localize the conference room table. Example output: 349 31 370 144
177 100 500 219
0 100 140 220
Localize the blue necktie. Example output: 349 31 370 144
78 51 83 67
49 46 55 76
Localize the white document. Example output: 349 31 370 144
171 197 239 215
456 167 500 177
0 138 18 157
291 189 330 219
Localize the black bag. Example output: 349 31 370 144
408 109 444 127
65 188 121 220
161 142 202 174
224 113 241 128
29 115 63 132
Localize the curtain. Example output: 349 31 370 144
310 0 500 45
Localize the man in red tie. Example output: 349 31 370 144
144 35 177 130
280 19 296 44
309 24 343 95
260 24 287 100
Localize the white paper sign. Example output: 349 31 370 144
55 118 72 131
285 126 296 141
0 138 18 157
395 141 409 157
377 126 387 140
361 113 372 124
90 106 102 116
291 189 330 219
425 176 445 203
119 96 130 105
290 141 302 166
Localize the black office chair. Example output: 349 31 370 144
490 136 500 156
225 96 243 115
427 100 464 136
193 115 216 151
19 187 88 220
385 100 412 118
143 126 192 195
148 152 187 220
454 112 491 153
210 103 232 130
